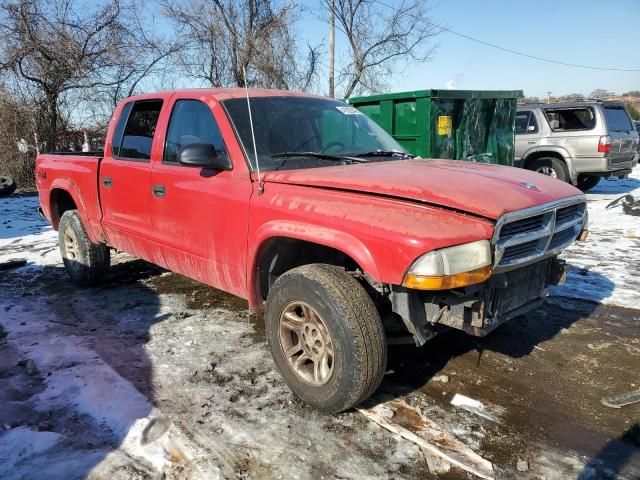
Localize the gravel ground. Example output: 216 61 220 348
0 172 639 480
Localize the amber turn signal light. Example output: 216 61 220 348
402 265 492 290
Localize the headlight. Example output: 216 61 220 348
403 240 492 290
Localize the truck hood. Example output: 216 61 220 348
262 159 583 220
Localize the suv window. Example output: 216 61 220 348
164 100 228 164
603 106 633 132
115 100 163 160
515 111 538 134
543 107 595 131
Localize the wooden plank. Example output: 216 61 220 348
359 399 494 480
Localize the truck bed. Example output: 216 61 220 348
36 152 104 243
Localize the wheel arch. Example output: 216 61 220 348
247 222 382 309
49 180 100 242
522 148 577 183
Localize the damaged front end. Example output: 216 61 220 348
390 196 586 346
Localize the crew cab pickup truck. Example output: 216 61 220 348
36 89 587 413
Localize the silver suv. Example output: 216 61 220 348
515 101 639 191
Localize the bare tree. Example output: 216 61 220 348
0 0 175 152
323 0 439 99
162 0 320 91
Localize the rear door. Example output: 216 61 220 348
602 105 637 165
514 110 540 164
100 99 163 256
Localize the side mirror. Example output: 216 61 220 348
527 125 536 132
178 143 232 170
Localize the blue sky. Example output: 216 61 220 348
297 0 640 98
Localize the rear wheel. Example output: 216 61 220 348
265 264 387 413
577 174 600 192
58 210 110 286
528 157 569 183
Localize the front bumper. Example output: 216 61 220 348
390 257 568 346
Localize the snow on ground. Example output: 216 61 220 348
552 170 640 308
1 174 639 480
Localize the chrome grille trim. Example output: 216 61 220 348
492 195 586 273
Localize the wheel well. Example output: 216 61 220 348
50 189 77 229
522 151 566 170
257 237 363 301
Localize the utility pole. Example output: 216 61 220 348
329 0 335 98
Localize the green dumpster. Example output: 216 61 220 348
347 89 523 166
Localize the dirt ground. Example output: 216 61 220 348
1 183 639 479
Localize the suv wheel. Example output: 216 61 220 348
59 210 110 286
528 157 569 183
265 264 387 413
577 174 600 192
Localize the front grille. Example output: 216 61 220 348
499 215 545 237
493 197 586 272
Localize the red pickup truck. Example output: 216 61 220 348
36 88 587 412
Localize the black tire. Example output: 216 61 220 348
577 174 600 192
265 264 387 413
58 210 110 286
0 175 16 197
528 157 569 183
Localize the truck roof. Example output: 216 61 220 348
125 88 326 103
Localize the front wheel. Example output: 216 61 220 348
58 210 110 286
265 264 387 413
577 174 600 192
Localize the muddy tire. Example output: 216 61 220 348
0 175 16 197
528 157 569 183
265 264 387 413
58 210 110 286
577 174 600 192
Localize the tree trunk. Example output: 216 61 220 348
43 93 58 153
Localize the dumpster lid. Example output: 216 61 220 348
348 89 524 104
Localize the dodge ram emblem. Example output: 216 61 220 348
520 181 539 191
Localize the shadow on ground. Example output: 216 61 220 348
590 177 640 195
0 258 167 479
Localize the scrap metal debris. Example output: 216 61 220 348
606 194 640 216
601 389 640 408
450 393 505 423
358 399 494 479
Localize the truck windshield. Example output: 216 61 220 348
222 96 409 171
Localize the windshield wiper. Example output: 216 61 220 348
269 151 367 163
352 150 415 158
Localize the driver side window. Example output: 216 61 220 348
163 99 228 165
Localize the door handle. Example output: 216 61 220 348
152 184 165 197
102 176 112 187
527 141 537 144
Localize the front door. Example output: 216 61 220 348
100 99 164 258
149 97 251 297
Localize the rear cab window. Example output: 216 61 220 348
515 111 538 134
112 100 163 161
603 106 633 132
543 107 595 131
